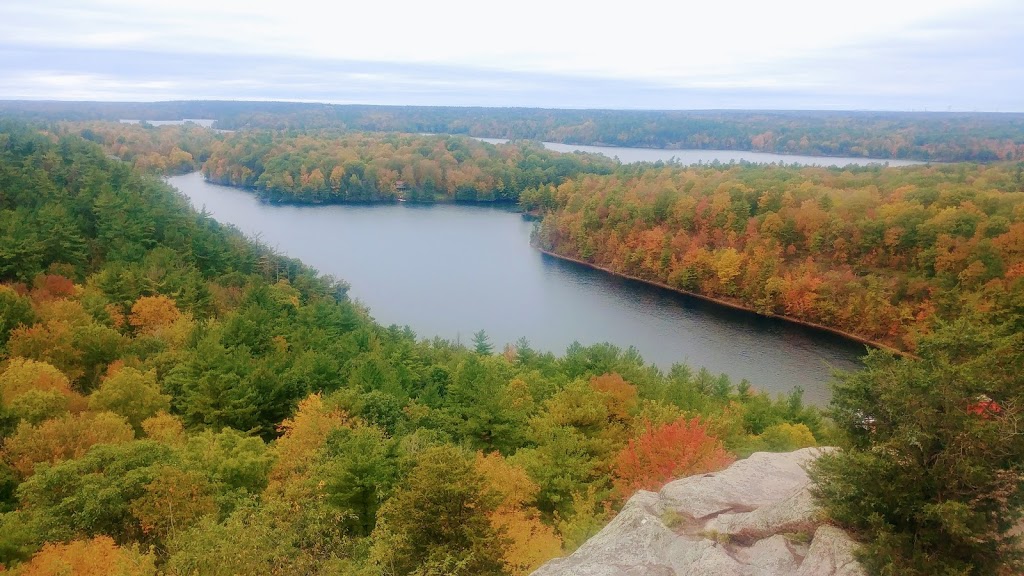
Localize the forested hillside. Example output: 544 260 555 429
0 124 825 574
527 162 1024 351
519 155 1024 573
75 121 217 175
4 101 1023 162
200 131 617 203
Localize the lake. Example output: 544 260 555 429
473 137 923 167
168 172 867 405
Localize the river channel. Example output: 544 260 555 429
168 172 869 405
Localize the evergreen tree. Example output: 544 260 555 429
472 329 493 355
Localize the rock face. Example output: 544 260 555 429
532 448 864 576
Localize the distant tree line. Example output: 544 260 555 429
4 101 1023 162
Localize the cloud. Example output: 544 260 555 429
0 0 1020 109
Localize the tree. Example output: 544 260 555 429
140 411 186 446
8 390 70 425
588 373 637 423
0 286 34 348
472 329 493 355
88 367 171 432
475 451 562 575
3 411 135 477
15 441 174 543
179 429 273 500
164 334 260 433
810 319 1024 575
369 446 506 575
129 466 216 543
268 393 350 488
164 499 330 576
0 358 74 405
319 425 398 537
612 416 733 498
128 295 182 335
756 422 816 451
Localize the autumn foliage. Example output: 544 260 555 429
128 295 182 334
531 162 1024 350
588 373 637 422
0 358 76 405
475 452 563 575
0 122 846 575
12 536 157 576
3 411 135 476
612 417 734 497
201 131 616 203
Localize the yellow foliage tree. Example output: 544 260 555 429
0 358 74 404
758 422 817 451
141 411 187 446
588 373 638 423
475 451 562 575
713 247 745 293
268 394 350 490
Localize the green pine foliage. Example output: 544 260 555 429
811 318 1024 575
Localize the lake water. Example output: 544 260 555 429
120 118 217 127
473 137 923 167
168 172 866 405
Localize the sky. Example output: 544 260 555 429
0 0 1021 111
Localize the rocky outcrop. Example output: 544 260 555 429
532 448 864 576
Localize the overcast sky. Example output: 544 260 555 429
1 0 1021 110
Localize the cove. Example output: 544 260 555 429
168 172 866 405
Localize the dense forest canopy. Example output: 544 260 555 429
527 161 1024 351
200 131 617 203
0 122 825 574
1 111 1022 574
3 100 1023 161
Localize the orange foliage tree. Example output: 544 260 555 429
128 295 181 334
29 274 78 301
588 373 637 423
612 416 733 498
12 536 156 576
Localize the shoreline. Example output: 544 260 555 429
195 174 522 208
535 246 914 359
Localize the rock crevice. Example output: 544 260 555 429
532 448 865 576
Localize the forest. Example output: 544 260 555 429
3 100 1023 162
1 117 1022 575
199 131 616 203
527 161 1024 351
0 122 825 575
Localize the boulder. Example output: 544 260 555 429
532 448 864 576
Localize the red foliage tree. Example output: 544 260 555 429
612 416 733 498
